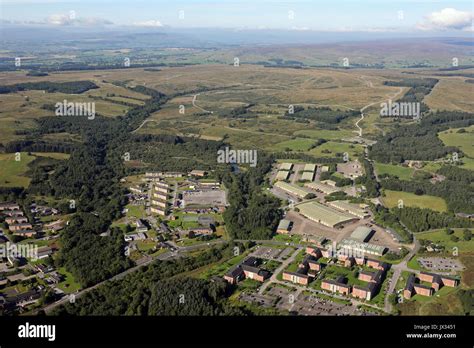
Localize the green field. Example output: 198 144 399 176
382 190 448 212
374 162 414 180
438 126 474 158
272 138 316 151
0 152 36 187
309 141 363 158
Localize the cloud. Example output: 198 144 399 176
45 13 113 26
417 8 473 31
132 20 163 27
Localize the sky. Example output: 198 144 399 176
1 0 473 33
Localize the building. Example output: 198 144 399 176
223 257 269 284
305 182 341 195
187 227 213 236
135 220 148 233
352 283 377 301
223 266 244 284
321 277 351 295
13 230 36 238
276 219 292 234
43 220 65 232
321 179 337 187
282 270 309 285
36 246 54 259
189 170 207 177
300 171 314 182
274 181 311 198
150 206 166 216
275 170 290 181
419 272 459 288
8 223 33 232
0 202 20 211
5 217 28 225
349 226 374 243
280 163 293 171
297 201 358 228
339 239 387 257
303 164 317 172
328 201 370 219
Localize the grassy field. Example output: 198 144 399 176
273 138 316 152
416 228 474 253
374 162 414 180
309 141 363 158
438 125 474 158
382 190 448 212
0 152 36 187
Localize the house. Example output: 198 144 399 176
0 202 20 211
8 223 33 232
188 227 213 236
43 220 65 232
36 246 54 259
403 272 456 299
5 217 28 225
1 210 24 217
13 230 36 238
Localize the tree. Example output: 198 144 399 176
445 228 454 235
450 235 459 242
463 229 472 241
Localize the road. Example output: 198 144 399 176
192 93 213 114
383 237 420 313
354 85 405 137
258 247 303 294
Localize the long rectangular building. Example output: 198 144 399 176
339 239 387 257
328 200 370 219
305 182 340 195
275 170 290 181
300 171 314 182
297 201 358 228
303 164 316 172
280 163 293 171
274 181 311 198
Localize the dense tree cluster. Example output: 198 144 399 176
0 81 98 94
390 207 473 233
222 153 282 240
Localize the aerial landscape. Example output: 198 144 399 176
0 0 473 345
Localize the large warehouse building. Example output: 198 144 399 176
297 201 358 228
280 163 293 171
275 170 290 181
349 226 374 242
328 200 370 219
305 182 341 195
339 238 387 256
274 181 311 198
